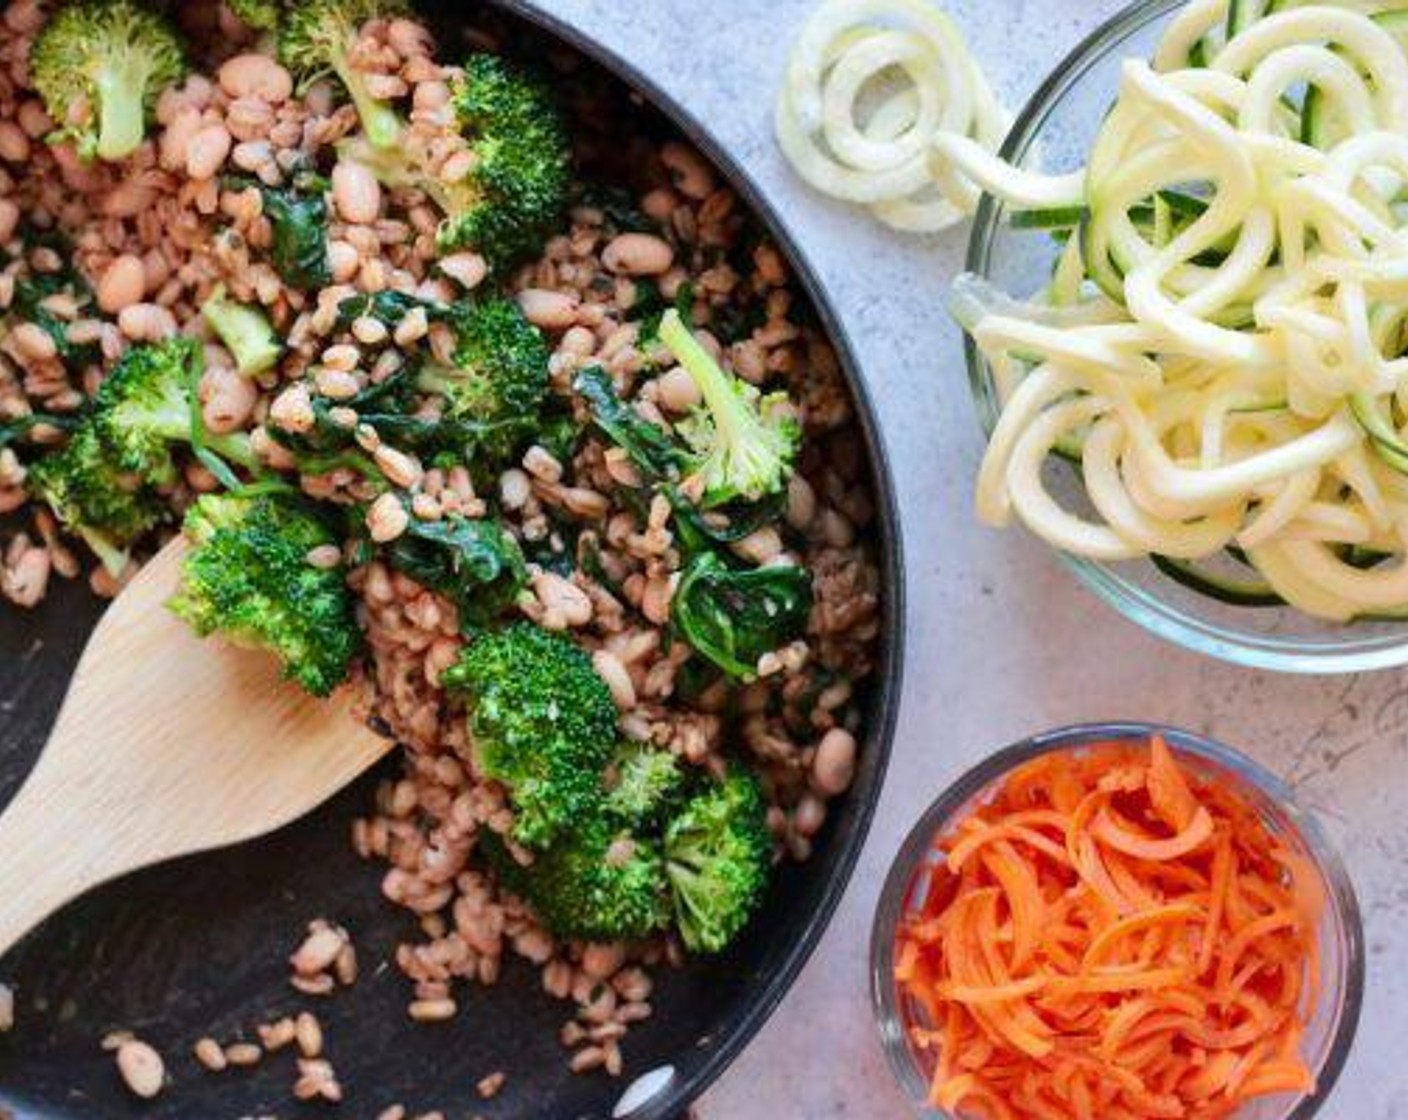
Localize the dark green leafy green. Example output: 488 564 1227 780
261 185 332 290
386 514 526 627
574 365 682 481
671 551 812 679
0 412 81 451
13 269 101 372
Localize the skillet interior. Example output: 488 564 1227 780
0 4 904 1117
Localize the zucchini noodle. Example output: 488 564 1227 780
960 1 1408 621
774 0 1016 232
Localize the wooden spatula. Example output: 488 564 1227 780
0 536 394 959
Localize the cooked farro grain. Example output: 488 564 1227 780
193 1036 227 1071
476 1070 507 1099
223 1041 262 1068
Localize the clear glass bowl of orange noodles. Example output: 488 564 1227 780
871 723 1363 1120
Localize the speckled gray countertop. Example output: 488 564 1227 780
527 2 1408 1117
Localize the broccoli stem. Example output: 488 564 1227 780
94 58 150 161
659 310 744 444
80 526 133 579
205 432 258 469
143 402 257 471
337 57 402 149
202 287 283 376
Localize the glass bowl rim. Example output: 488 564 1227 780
961 0 1408 674
869 720 1366 1120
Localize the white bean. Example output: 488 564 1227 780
17 100 52 140
812 728 857 796
439 252 487 290
4 547 49 608
366 493 409 543
533 572 592 628
185 124 232 181
97 255 146 314
602 233 674 277
332 161 381 224
656 366 701 413
269 383 315 434
0 121 29 163
661 141 715 200
794 794 828 838
0 198 18 244
159 106 202 172
10 322 55 361
581 942 625 980
291 926 344 975
115 1041 164 1099
593 649 636 710
327 240 359 283
786 474 817 531
516 288 578 330
732 526 783 566
218 54 294 104
499 468 531 510
200 366 259 433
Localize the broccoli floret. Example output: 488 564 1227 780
488 817 671 942
27 422 165 575
664 771 772 954
168 492 361 696
340 52 569 266
91 336 254 486
328 292 548 464
31 0 188 163
202 285 283 376
228 0 282 32
91 336 197 486
441 622 618 849
671 551 813 679
415 298 549 463
605 742 686 830
658 309 800 509
442 54 571 263
279 0 408 150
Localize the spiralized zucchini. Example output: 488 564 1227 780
960 0 1408 621
774 0 1017 232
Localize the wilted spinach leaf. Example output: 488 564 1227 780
387 515 527 626
261 186 331 290
574 365 681 482
670 550 812 679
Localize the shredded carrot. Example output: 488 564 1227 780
893 737 1320 1120
1148 734 1198 831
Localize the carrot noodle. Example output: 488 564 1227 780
894 738 1320 1119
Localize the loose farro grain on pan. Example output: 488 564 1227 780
0 0 881 1089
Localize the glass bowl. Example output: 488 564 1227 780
871 722 1364 1120
963 0 1408 673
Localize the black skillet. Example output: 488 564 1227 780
0 3 905 1116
